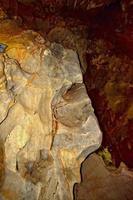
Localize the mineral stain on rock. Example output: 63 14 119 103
0 16 102 199
0 1 133 200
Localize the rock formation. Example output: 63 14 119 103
0 0 132 199
75 153 133 200
0 0 115 15
0 17 102 200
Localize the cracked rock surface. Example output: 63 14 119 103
0 21 102 200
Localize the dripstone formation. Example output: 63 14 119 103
0 21 102 200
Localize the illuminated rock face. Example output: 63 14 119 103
0 29 102 200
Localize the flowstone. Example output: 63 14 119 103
0 29 102 200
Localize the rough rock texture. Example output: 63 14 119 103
84 36 133 167
0 18 102 200
75 153 133 200
0 0 115 14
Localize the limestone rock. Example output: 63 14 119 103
0 28 102 200
48 27 88 72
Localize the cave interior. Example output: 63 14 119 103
0 0 133 200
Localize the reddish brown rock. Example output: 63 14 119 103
74 154 133 200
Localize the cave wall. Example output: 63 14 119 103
0 1 133 199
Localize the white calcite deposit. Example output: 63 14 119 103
0 26 102 200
